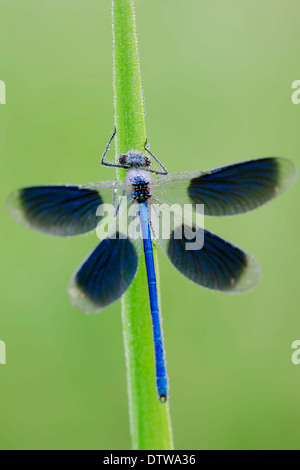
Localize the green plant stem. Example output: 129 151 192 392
112 0 174 450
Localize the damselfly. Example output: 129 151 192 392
7 129 297 402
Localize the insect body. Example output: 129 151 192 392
7 129 297 402
116 151 166 399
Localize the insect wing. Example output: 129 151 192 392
151 157 296 216
7 181 127 236
69 200 141 313
150 197 260 293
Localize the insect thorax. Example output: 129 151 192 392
131 176 151 203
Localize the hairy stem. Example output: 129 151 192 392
112 0 173 450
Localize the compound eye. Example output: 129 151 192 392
145 156 151 167
119 154 127 165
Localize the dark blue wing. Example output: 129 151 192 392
163 225 260 293
7 185 115 236
69 233 140 312
151 157 296 216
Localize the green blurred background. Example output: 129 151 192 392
1 0 299 450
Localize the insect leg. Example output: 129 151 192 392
144 139 168 175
